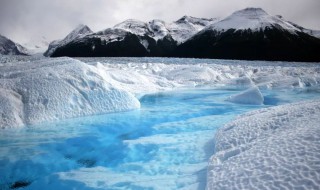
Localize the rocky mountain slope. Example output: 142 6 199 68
48 16 217 57
0 35 29 55
44 24 93 56
47 8 320 62
174 8 320 62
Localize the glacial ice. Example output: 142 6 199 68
226 86 264 105
1 56 320 129
207 99 320 189
0 57 140 128
1 56 320 189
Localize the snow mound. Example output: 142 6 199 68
226 86 264 105
0 57 140 128
207 99 320 189
205 7 299 32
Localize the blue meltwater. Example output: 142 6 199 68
0 88 318 190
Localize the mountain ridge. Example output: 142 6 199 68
46 8 320 62
44 24 93 56
0 35 29 55
174 7 320 62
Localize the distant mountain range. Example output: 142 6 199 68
46 16 217 57
1 8 320 62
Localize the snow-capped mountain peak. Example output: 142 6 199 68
232 7 268 18
206 7 298 32
63 24 93 42
111 17 218 43
114 19 149 36
175 15 217 27
44 24 92 56
168 16 218 43
113 19 170 40
148 19 169 38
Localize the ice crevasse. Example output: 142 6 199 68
0 57 140 129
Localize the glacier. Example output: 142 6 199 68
0 57 140 128
0 56 320 189
1 56 320 129
226 86 264 105
207 99 320 189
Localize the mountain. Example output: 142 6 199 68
48 8 320 62
44 24 93 56
286 20 320 39
0 35 29 55
168 16 218 43
174 8 320 62
49 17 217 57
113 16 218 43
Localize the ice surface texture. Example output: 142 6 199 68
207 99 320 189
1 56 320 129
0 57 140 128
227 86 264 105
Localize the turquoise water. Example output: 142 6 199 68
0 88 318 190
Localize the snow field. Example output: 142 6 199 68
207 99 320 189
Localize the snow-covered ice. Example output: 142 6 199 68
0 56 320 189
0 57 140 128
226 86 264 105
207 99 320 189
1 56 320 129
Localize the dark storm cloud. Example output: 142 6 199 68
0 0 319 44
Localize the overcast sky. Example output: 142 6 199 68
0 0 319 44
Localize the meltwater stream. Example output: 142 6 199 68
0 88 318 190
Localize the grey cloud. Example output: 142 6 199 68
0 0 319 44
0 0 120 43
